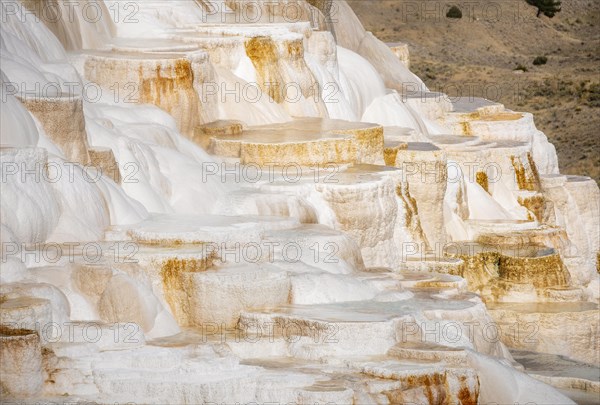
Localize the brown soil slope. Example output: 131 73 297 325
348 0 599 183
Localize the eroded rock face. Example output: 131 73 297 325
88 147 121 184
19 95 90 165
0 298 52 343
244 35 328 117
497 250 570 289
388 42 411 69
84 51 208 136
377 368 479 405
181 263 291 327
489 302 600 366
564 177 600 256
1 0 598 404
0 327 43 398
541 175 600 286
394 143 448 247
314 170 399 268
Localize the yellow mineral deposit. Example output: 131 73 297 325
245 36 285 103
85 53 203 135
1 1 598 404
517 194 547 222
511 153 541 192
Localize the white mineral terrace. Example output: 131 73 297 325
0 1 598 404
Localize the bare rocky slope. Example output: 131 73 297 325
348 0 600 183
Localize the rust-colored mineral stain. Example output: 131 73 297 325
406 373 445 404
384 146 399 166
245 36 278 62
457 385 478 405
380 369 480 404
476 171 489 193
511 156 532 191
396 182 427 247
453 374 479 405
139 59 193 106
460 121 472 136
526 152 542 190
160 256 214 287
160 253 216 322
511 155 528 190
518 195 546 222
138 59 199 134
498 253 571 289
510 153 541 192
396 184 419 219
286 40 303 59
451 251 500 293
245 37 284 103
383 142 408 167
0 325 37 337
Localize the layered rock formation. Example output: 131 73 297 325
0 0 598 404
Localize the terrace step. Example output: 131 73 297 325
207 117 384 166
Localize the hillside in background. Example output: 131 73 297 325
349 0 600 183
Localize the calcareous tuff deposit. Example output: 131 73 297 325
0 1 598 404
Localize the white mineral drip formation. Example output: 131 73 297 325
0 0 597 404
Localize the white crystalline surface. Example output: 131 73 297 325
0 1 597 404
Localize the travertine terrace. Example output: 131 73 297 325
0 1 598 404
